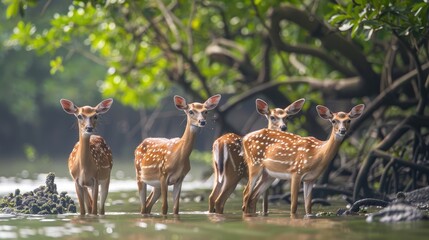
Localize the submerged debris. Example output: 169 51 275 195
0 172 76 215
400 187 429 210
366 203 427 223
338 192 429 222
337 198 389 216
365 192 429 222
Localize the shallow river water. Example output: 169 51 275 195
1 173 429 239
1 190 429 240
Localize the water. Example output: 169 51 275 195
1 190 429 240
1 163 429 240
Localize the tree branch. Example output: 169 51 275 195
205 38 258 83
269 5 379 92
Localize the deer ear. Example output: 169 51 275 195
285 98 305 116
174 95 188 110
204 94 221 110
316 105 333 120
255 99 269 115
96 98 113 114
349 104 365 119
60 99 78 115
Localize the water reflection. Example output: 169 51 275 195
207 213 227 223
1 196 429 240
0 224 17 239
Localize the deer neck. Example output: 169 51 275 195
319 128 343 167
77 132 95 171
178 120 198 160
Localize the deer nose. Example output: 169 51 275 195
280 125 287 132
86 127 94 133
199 119 206 126
339 128 346 135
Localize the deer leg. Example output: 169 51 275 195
243 167 263 213
215 174 241 214
208 173 221 213
290 174 301 215
145 188 155 210
262 190 269 215
172 179 183 215
303 181 314 216
146 187 161 214
90 178 99 215
137 181 147 214
249 171 274 214
75 182 86 215
160 175 169 215
99 178 110 215
84 187 93 214
241 183 249 211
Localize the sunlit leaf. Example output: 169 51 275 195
338 20 353 31
50 56 64 75
5 0 20 19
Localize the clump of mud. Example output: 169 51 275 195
0 172 76 214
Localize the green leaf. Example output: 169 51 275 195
350 22 361 38
329 14 349 24
6 0 20 19
50 56 64 75
338 20 353 31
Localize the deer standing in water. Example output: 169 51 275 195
135 94 221 215
60 98 113 215
242 104 364 216
208 98 305 214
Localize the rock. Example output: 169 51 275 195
29 204 41 214
45 172 57 194
400 187 429 210
366 203 427 223
68 204 76 213
0 172 76 215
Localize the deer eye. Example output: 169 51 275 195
331 119 337 124
346 119 351 123
203 110 208 115
188 110 194 115
270 116 276 121
77 114 83 120
93 115 98 120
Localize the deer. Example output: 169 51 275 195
135 94 221 215
208 98 305 214
60 98 113 215
242 104 365 216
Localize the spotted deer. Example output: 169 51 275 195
60 98 113 215
135 94 221 215
208 98 305 214
242 104 364 216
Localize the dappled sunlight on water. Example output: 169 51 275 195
1 205 429 240
0 173 213 197
1 176 429 240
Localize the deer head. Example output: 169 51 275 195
60 98 113 137
316 104 365 140
256 98 306 132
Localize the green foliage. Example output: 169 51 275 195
190 150 212 165
49 56 63 74
3 0 38 18
329 0 429 47
23 144 37 162
3 0 427 128
2 0 332 110
0 1 105 124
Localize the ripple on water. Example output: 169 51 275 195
0 214 15 219
0 225 17 239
